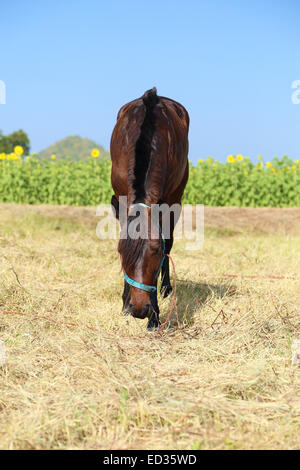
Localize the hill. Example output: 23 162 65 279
37 135 110 160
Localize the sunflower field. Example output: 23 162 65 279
1 148 300 207
183 155 300 207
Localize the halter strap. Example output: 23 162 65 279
124 273 157 293
124 203 165 293
130 202 151 209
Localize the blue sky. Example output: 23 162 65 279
0 0 299 162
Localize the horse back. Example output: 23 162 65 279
110 90 189 205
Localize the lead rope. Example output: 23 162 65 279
156 254 177 334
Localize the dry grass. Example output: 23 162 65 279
0 203 299 450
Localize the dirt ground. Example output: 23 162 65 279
2 203 300 233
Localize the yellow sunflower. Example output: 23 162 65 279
14 145 24 156
91 149 100 158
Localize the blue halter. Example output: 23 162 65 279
124 203 165 293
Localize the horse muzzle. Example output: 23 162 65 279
127 303 152 319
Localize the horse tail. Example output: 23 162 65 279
142 87 159 109
132 88 159 202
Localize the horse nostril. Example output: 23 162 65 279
128 303 140 318
128 303 137 315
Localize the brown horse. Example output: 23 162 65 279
110 87 189 329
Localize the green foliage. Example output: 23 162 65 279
1 154 300 207
37 136 110 161
0 129 30 155
0 131 10 154
182 156 300 207
0 157 112 206
118 387 129 430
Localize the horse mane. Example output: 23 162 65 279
118 214 147 271
132 87 159 202
119 88 159 271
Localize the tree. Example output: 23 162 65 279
0 131 11 154
0 129 30 155
7 130 30 155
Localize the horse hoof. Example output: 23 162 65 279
147 316 160 330
147 324 159 331
161 285 172 298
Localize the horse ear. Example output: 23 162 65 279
111 195 119 219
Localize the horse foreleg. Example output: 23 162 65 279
160 237 173 298
147 288 160 330
122 280 130 311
